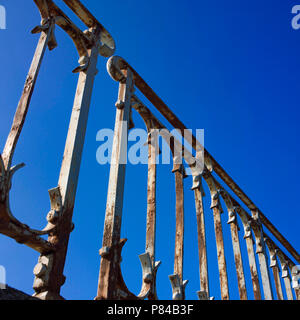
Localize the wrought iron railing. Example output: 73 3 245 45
0 0 299 300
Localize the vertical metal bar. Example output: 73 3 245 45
173 165 185 281
193 187 209 297
229 220 248 299
33 31 100 299
283 276 294 300
220 191 247 300
251 210 273 300
145 130 157 265
256 251 273 300
265 238 284 300
211 206 228 300
245 236 262 299
145 130 158 300
235 207 262 300
2 23 54 170
212 205 229 300
203 173 229 300
96 68 133 300
271 267 284 300
277 254 294 300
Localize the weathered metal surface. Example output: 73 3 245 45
145 131 157 265
33 0 115 62
173 164 185 281
193 184 209 298
144 132 160 300
234 208 261 300
106 56 300 264
96 66 162 300
202 171 229 300
2 22 54 171
220 189 247 300
283 276 294 300
169 274 188 300
246 237 262 300
62 0 115 57
1 3 300 300
130 97 191 300
131 97 160 300
96 68 134 300
277 251 294 300
251 210 273 300
169 161 188 300
127 92 299 301
138 253 161 300
33 28 101 299
265 237 284 300
0 21 58 254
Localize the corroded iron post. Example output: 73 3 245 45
192 176 210 300
33 27 102 300
265 237 284 300
96 68 134 300
2 20 55 172
277 251 294 300
251 210 273 300
203 171 229 300
169 148 188 300
220 189 248 300
235 207 262 300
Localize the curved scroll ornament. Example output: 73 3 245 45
0 152 60 253
33 0 116 74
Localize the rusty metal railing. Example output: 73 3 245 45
0 0 115 300
95 56 300 300
0 0 299 300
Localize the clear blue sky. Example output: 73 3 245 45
0 0 299 300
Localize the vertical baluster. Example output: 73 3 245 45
277 252 294 300
203 171 229 300
145 129 157 264
168 139 188 300
145 128 159 299
2 19 55 170
236 207 262 300
173 163 185 282
264 237 284 300
220 190 247 300
192 174 210 299
96 67 134 300
251 210 273 300
33 27 101 300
